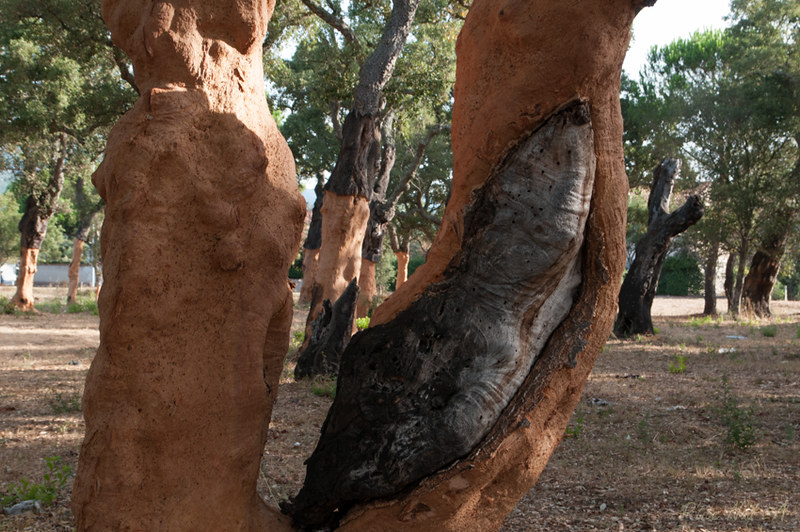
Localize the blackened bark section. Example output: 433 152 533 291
724 253 736 309
294 278 360 379
742 227 790 318
614 159 703 337
18 134 69 250
703 239 719 315
324 111 382 199
286 101 595 530
303 178 325 251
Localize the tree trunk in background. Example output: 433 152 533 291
395 250 409 289
742 226 791 318
10 136 68 312
356 257 377 317
71 1 304 529
295 279 360 379
703 239 719 315
305 0 421 333
724 252 736 310
614 159 704 337
299 177 324 304
287 0 650 529
67 238 85 303
730 239 749 317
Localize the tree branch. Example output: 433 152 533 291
300 0 360 49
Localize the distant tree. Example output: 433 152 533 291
0 0 135 309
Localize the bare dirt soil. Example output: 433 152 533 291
1 287 798 531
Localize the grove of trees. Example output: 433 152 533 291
0 0 797 529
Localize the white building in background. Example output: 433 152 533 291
0 263 96 287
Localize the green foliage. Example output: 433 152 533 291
37 220 71 263
0 189 20 264
49 391 81 414
715 375 758 449
669 355 686 374
564 412 584 438
759 324 777 338
1 456 72 507
308 376 337 399
34 299 64 313
657 253 704 296
636 411 652 442
288 251 303 279
67 296 98 315
355 316 370 330
407 254 426 278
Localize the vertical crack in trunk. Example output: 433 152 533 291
288 100 595 530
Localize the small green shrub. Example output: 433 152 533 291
35 300 64 314
1 456 72 507
309 376 337 399
669 355 686 374
715 375 758 449
760 325 778 338
637 411 652 442
355 316 370 330
657 253 703 296
687 315 714 328
67 297 98 315
49 391 82 414
564 412 584 438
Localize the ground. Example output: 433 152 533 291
1 286 798 531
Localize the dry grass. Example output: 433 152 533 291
1 287 798 531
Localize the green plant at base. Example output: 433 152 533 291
715 375 758 449
66 297 98 315
669 355 686 374
355 316 370 330
49 391 82 414
637 411 652 442
759 325 777 338
1 456 72 507
34 300 64 314
564 412 584 438
309 376 337 399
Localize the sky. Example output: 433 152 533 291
623 0 732 77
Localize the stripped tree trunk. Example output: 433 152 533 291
71 1 304 529
614 159 704 337
287 1 652 529
395 250 409 288
10 135 68 312
67 238 85 303
299 177 324 304
305 0 421 333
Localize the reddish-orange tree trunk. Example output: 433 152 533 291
11 248 40 312
395 250 409 289
67 238 85 303
289 0 647 529
71 1 304 529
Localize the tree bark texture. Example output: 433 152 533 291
395 250 409 289
295 278 360 379
71 1 305 529
308 0 420 332
703 239 719 315
287 0 650 527
67 238 85 303
299 179 325 304
730 239 749 316
356 258 377 318
305 192 370 339
614 159 704 337
741 229 790 318
724 252 736 309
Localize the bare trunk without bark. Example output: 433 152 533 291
305 0 421 332
71 1 304 529
395 250 409 289
67 238 85 303
614 159 703 337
